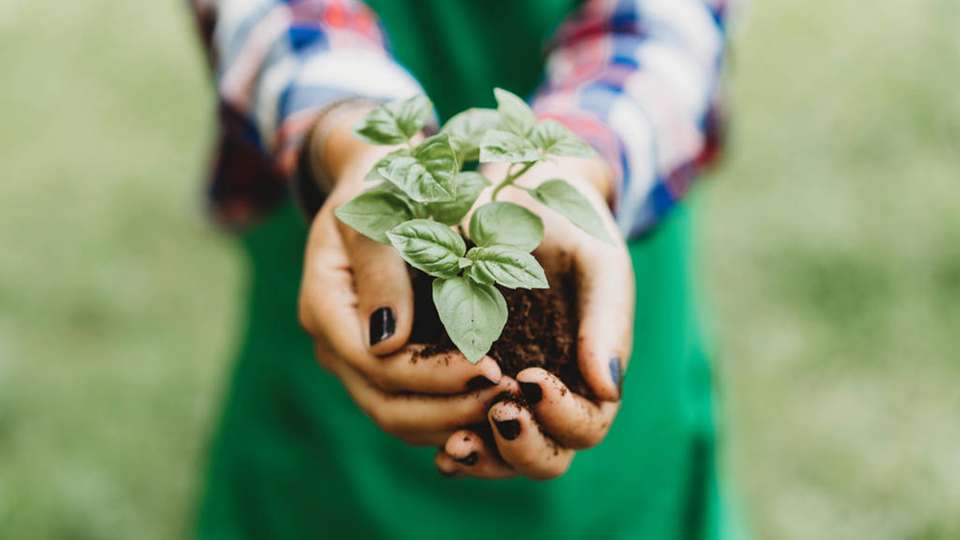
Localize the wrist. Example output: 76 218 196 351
567 155 617 205
305 100 382 192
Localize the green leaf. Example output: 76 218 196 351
377 134 457 203
494 88 536 136
432 277 508 363
469 202 544 251
414 133 460 187
441 108 501 162
529 120 596 158
386 219 465 278
530 179 612 243
334 190 413 244
426 171 490 225
465 246 549 289
479 130 540 164
364 149 410 183
354 95 433 145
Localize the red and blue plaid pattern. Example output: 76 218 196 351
191 0 727 236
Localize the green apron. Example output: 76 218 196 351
197 1 736 538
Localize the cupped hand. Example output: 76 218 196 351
434 156 635 479
298 108 516 447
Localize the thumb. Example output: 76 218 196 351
575 243 635 402
346 231 415 356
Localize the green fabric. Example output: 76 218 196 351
198 1 734 538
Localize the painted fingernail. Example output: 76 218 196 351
369 307 395 346
454 452 479 466
609 357 623 396
494 419 521 441
519 382 542 406
466 375 496 391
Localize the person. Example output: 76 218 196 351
189 0 736 538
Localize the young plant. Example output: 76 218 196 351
335 89 611 363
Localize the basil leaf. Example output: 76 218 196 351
468 202 544 252
529 120 596 158
386 219 465 278
530 179 612 243
377 134 457 203
426 171 490 225
364 149 410 183
466 246 548 289
479 130 540 164
494 88 536 137
355 95 433 145
442 108 501 162
432 277 508 363
334 190 414 244
414 133 459 188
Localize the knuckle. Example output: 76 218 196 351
534 456 572 480
366 369 399 393
297 298 316 334
371 410 400 434
567 431 602 450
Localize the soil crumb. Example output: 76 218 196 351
409 268 588 397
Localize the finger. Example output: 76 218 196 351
517 368 619 449
488 400 574 480
342 227 415 356
299 206 355 338
377 346 503 395
434 430 516 479
302 222 502 393
312 336 502 394
333 360 520 436
573 241 634 401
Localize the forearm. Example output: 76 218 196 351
192 0 423 177
533 0 729 237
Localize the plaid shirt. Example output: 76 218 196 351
190 0 728 238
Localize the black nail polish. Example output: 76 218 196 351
466 375 496 391
454 452 479 466
519 382 542 406
369 307 395 346
494 419 521 441
609 357 623 396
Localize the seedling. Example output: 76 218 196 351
336 88 610 362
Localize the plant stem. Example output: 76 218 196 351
491 161 536 201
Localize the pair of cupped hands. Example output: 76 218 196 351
298 106 635 480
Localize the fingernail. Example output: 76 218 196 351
466 375 496 391
609 356 623 396
490 391 517 407
494 419 521 441
369 307 395 346
439 468 458 477
454 452 479 466
519 382 542 406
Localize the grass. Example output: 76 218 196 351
0 0 957 538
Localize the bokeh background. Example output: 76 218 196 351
1 0 957 538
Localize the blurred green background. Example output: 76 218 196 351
1 0 957 538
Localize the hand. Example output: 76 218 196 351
298 105 516 447
434 156 635 479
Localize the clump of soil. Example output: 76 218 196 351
409 267 589 397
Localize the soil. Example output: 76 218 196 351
409 266 589 397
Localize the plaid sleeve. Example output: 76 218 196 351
532 0 729 238
189 0 423 227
